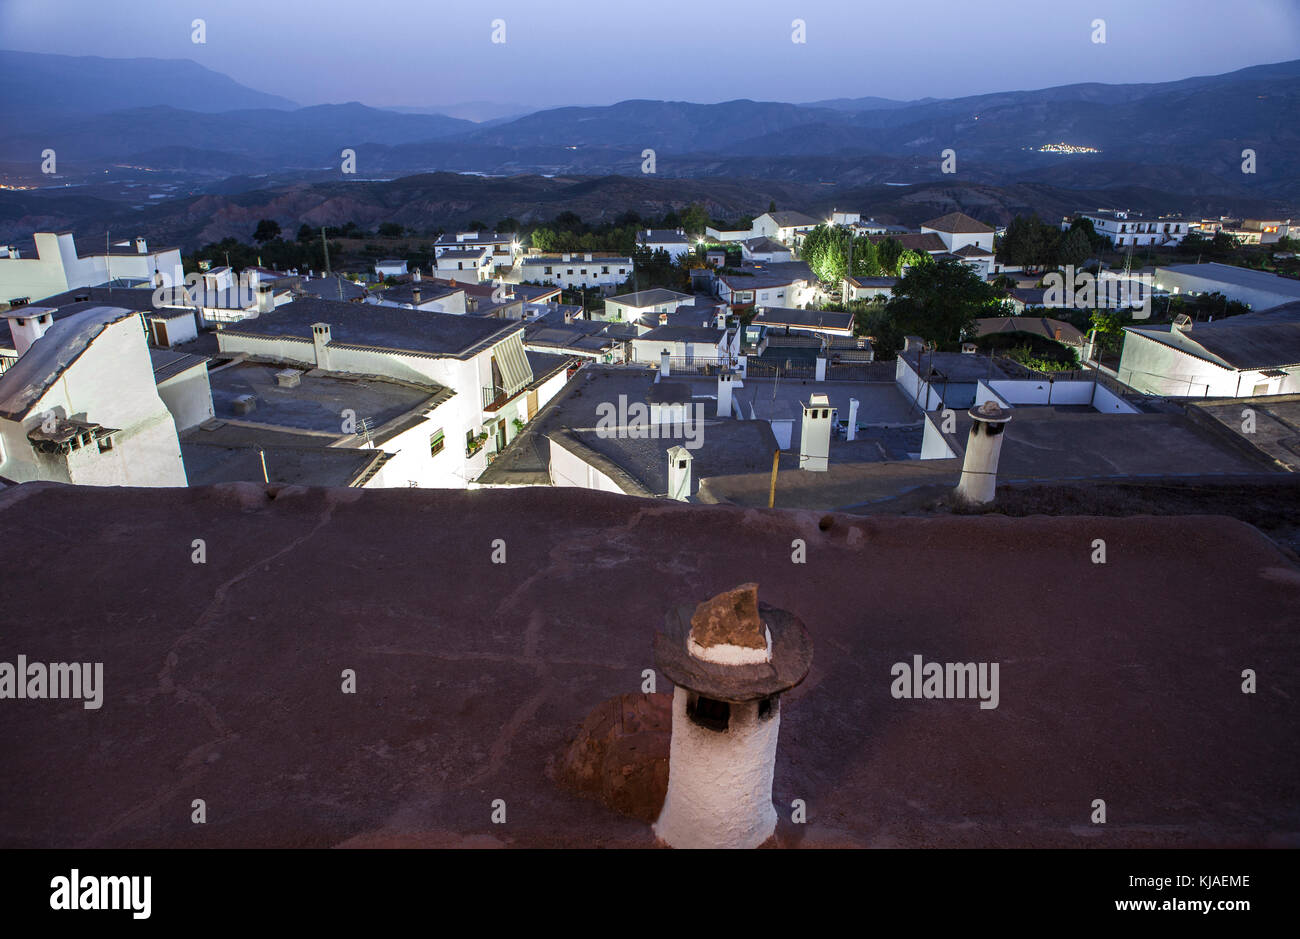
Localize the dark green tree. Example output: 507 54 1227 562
253 219 281 243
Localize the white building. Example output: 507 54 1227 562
434 247 493 283
599 288 695 326
630 324 736 365
921 212 996 254
830 210 861 227
0 232 184 305
519 253 632 290
1066 211 1190 248
751 211 820 246
214 297 572 486
0 305 186 486
1118 301 1300 398
434 231 519 270
637 229 693 262
740 237 793 263
374 259 408 278
1154 262 1300 312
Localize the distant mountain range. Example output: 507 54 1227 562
0 50 298 114
1 50 1297 247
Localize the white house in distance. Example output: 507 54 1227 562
434 231 519 270
751 211 820 246
740 237 793 263
1118 301 1300 397
1065 210 1190 248
434 246 493 282
0 232 185 305
1154 262 1300 312
630 323 737 365
519 253 632 290
921 212 996 253
0 305 187 486
637 229 693 261
374 259 408 278
599 288 695 325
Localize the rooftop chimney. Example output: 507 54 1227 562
954 401 1013 505
652 583 812 849
412 287 422 306
310 322 332 370
717 372 735 417
799 394 833 472
413 268 422 282
135 236 147 254
3 307 55 357
667 445 693 502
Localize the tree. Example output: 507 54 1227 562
886 258 999 346
999 214 1060 268
253 219 281 243
1068 216 1110 253
1058 226 1091 267
875 237 904 277
378 222 405 238
296 223 314 242
494 217 520 233
800 225 849 283
680 203 710 236
768 200 777 214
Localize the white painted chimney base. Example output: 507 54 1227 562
653 686 780 849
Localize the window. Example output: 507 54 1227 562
97 436 114 453
686 693 730 732
544 266 553 275
429 429 445 456
601 266 609 274
567 269 574 275
618 268 626 275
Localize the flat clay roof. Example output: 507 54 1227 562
0 483 1295 847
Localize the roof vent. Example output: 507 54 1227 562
232 394 257 415
275 370 301 388
1173 313 1193 332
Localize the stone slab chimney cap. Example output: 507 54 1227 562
653 594 812 703
691 583 764 650
969 400 1012 423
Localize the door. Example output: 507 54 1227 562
527 389 539 420
151 319 169 347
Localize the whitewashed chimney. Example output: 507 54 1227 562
799 394 833 472
717 372 734 417
3 307 55 356
653 584 812 849
846 397 859 441
135 236 147 254
954 401 1013 505
660 350 671 377
667 445 692 501
310 322 332 370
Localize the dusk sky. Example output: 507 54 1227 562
3 0 1298 113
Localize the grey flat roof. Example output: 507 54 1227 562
1158 263 1300 299
752 307 853 331
902 350 1014 382
180 434 383 488
606 288 693 307
224 297 521 358
150 349 210 383
207 361 448 436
